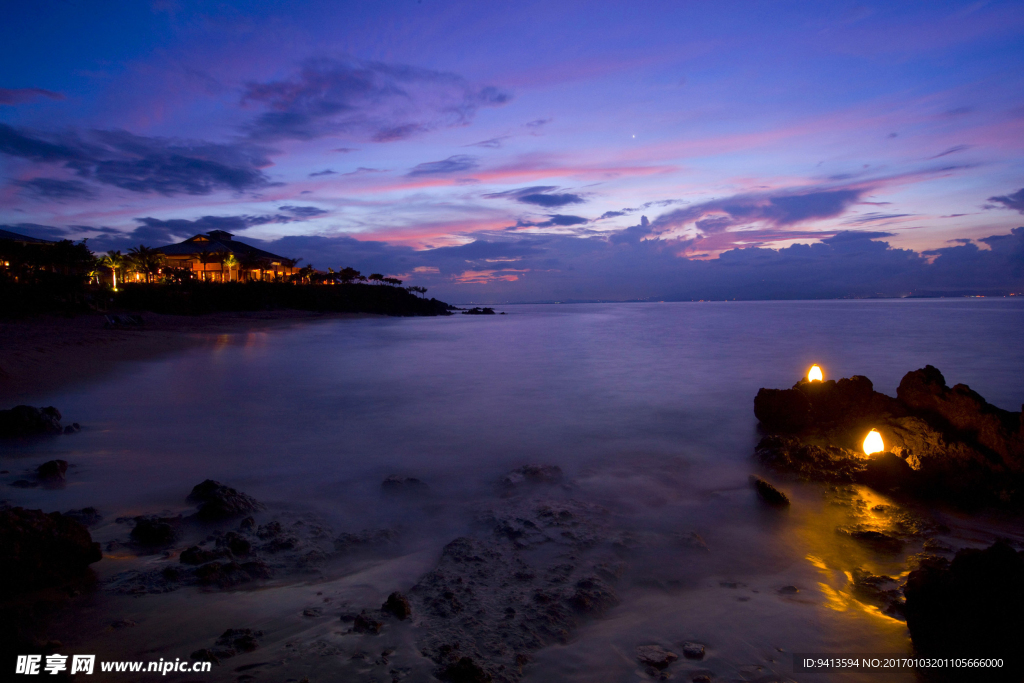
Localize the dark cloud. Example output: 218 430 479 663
331 147 358 153
278 205 328 218
342 167 386 176
516 214 589 228
483 185 585 207
929 144 971 159
843 212 912 224
648 187 867 239
0 222 71 241
241 57 511 142
467 136 510 149
0 124 274 196
988 188 1024 213
599 211 626 219
0 87 64 106
15 177 97 200
309 169 336 177
525 119 550 128
407 155 478 177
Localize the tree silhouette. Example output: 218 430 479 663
128 245 163 283
100 251 125 290
338 267 361 284
368 273 384 284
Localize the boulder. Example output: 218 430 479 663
636 645 678 670
382 591 412 620
353 611 383 634
186 480 263 521
904 542 1024 678
0 506 102 594
0 406 63 438
36 460 68 483
898 365 1024 470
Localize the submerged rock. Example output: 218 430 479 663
681 642 706 660
353 611 383 634
186 480 263 521
500 465 563 489
0 406 63 438
636 645 678 669
904 541 1024 679
64 507 102 527
751 476 790 507
381 475 430 496
0 506 102 594
438 656 492 682
36 460 68 482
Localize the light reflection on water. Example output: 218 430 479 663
3 299 1023 681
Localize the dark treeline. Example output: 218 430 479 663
114 281 453 316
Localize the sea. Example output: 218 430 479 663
4 299 1024 682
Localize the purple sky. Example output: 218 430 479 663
2 0 1023 301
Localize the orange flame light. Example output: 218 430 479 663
863 429 884 455
807 364 823 382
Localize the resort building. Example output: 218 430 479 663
153 231 298 282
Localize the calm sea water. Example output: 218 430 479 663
4 299 1024 681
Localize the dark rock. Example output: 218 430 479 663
0 406 63 437
382 591 412 620
461 307 496 316
110 619 136 629
438 657 492 682
353 611 383 634
36 460 68 482
130 518 177 546
64 507 102 527
186 480 263 521
904 541 1024 675
179 545 227 565
751 477 790 507
239 516 255 530
195 560 271 586
858 452 915 492
837 527 904 553
636 645 678 669
500 464 563 488
381 475 430 496
219 531 251 556
898 366 1024 468
215 628 263 653
0 507 102 594
682 642 705 660
778 585 799 594
302 607 323 617
755 435 865 483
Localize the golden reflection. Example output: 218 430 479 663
807 364 823 382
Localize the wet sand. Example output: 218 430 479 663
0 311 373 403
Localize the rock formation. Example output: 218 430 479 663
754 366 1024 506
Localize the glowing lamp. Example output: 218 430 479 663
863 429 884 456
808 364 823 382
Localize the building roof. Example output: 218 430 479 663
153 231 291 263
0 228 57 245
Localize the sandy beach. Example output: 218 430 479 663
0 310 371 403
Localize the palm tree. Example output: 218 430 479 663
100 251 125 291
128 245 163 283
223 254 240 282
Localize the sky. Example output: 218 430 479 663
1 0 1023 302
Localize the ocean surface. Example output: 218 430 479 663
4 299 1024 681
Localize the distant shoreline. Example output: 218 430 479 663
0 310 374 403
